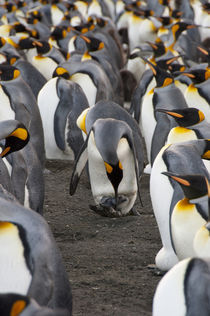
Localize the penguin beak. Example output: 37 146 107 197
155 109 184 118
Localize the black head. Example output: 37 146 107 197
162 172 208 200
156 107 205 127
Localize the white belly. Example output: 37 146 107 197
153 258 190 316
0 85 15 120
141 89 155 163
150 145 178 270
71 73 97 107
0 222 32 294
51 5 64 26
32 56 58 81
172 203 206 260
38 77 74 160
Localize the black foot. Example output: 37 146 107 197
147 264 166 276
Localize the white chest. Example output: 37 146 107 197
71 73 97 107
172 202 206 260
32 56 58 81
0 85 15 121
153 258 190 316
0 222 32 295
38 78 73 160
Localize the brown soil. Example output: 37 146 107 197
44 159 162 316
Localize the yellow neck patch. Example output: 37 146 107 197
173 126 190 134
76 108 89 134
163 77 173 87
176 198 194 212
13 70 20 79
81 51 92 62
0 221 13 230
11 300 26 316
55 67 69 77
187 83 197 92
203 150 210 159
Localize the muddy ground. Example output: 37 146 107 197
44 159 162 316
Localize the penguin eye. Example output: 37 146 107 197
10 300 26 316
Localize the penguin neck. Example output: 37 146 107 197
176 198 195 212
166 127 197 145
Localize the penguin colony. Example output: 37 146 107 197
0 0 209 314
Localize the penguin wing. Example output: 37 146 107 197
151 111 174 165
54 78 74 151
9 152 27 205
69 133 90 195
121 126 143 206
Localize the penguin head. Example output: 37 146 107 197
146 38 166 58
144 58 174 87
50 26 68 41
16 0 26 9
0 293 29 316
53 66 70 79
18 37 36 50
32 40 52 55
5 54 20 66
27 10 43 23
10 22 28 36
155 107 205 127
82 36 104 52
0 65 20 81
3 2 17 13
171 21 197 42
162 172 208 201
0 121 30 158
0 293 70 315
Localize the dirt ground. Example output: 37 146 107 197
44 159 163 316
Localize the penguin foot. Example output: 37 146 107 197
89 204 124 218
147 264 166 276
128 208 141 216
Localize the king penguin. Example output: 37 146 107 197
0 185 72 314
162 172 208 261
38 74 89 160
0 119 44 214
70 100 145 216
70 117 142 217
150 139 210 271
0 64 45 168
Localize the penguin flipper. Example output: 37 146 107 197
69 134 90 196
151 114 173 165
54 79 73 151
125 133 143 207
